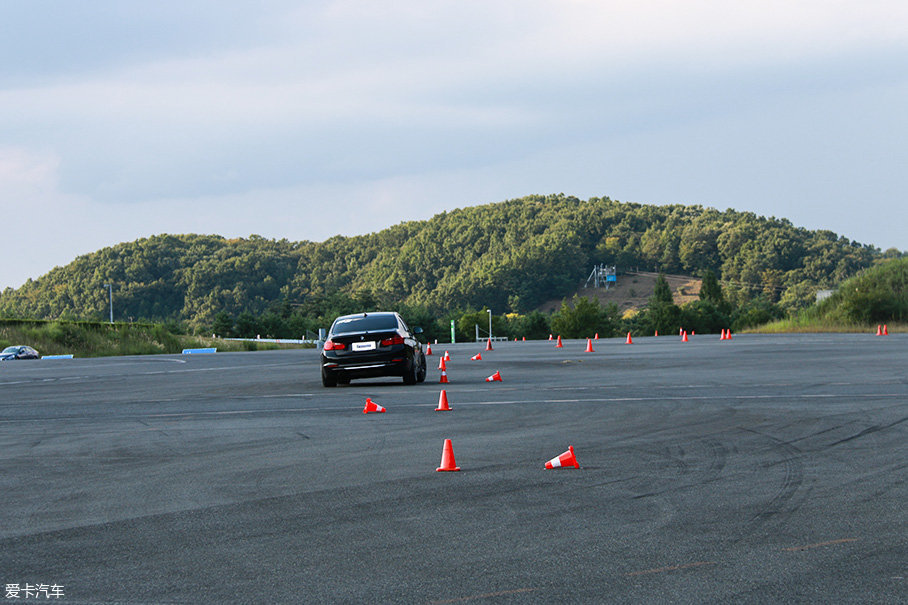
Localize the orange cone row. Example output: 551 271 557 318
436 439 579 472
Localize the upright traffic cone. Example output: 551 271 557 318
682 331 689 342
625 332 633 344
438 356 447 371
883 324 889 335
485 370 502 382
584 338 595 353
555 335 563 348
726 330 732 340
522 336 526 342
439 367 449 384
436 439 460 472
549 334 553 340
435 390 451 411
443 350 451 361
362 398 386 414
544 445 579 469
654 330 659 337
486 338 493 351
471 352 482 361
426 343 433 355
719 329 726 340
876 325 882 336
594 332 599 340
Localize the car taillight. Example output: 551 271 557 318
323 339 345 351
380 335 405 346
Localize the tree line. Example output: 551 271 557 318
0 195 901 335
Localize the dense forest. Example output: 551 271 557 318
0 195 900 339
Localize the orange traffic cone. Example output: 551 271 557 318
471 352 482 361
720 329 726 340
438 356 447 371
594 332 599 340
435 390 451 411
680 327 684 336
584 338 595 353
426 343 433 355
544 445 579 469
556 335 563 348
363 398 386 414
522 336 526 342
876 325 882 336
654 330 659 337
549 334 553 340
486 338 493 351
682 331 689 342
443 350 451 361
726 330 732 340
883 324 889 335
625 332 633 344
439 367 449 384
485 370 502 382
436 439 460 472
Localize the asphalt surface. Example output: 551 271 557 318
0 334 905 604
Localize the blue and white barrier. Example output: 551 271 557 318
182 347 217 354
42 354 74 360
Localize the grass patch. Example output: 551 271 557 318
0 319 309 358
748 315 904 334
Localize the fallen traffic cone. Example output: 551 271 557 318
471 352 482 361
362 398 386 414
426 343 433 355
585 338 595 353
486 338 493 351
625 332 633 344
435 390 451 411
555 335 563 348
876 325 882 336
545 445 579 469
485 370 502 382
682 331 689 342
436 439 460 472
883 324 889 335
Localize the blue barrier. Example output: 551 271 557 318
42 354 74 360
182 348 217 354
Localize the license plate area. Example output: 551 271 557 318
352 341 376 352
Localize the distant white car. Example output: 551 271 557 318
0 345 40 360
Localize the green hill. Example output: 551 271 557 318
0 195 895 332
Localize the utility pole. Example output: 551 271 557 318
103 283 113 323
488 309 492 341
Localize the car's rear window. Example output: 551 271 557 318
331 314 398 335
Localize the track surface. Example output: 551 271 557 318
1 334 905 603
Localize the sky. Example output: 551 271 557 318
1 1 906 289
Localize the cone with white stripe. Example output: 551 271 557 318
362 398 386 414
544 445 579 469
485 370 502 382
471 352 482 361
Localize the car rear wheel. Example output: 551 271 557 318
416 352 427 383
322 367 337 387
403 358 419 385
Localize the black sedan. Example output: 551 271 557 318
0 345 40 361
320 312 427 387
